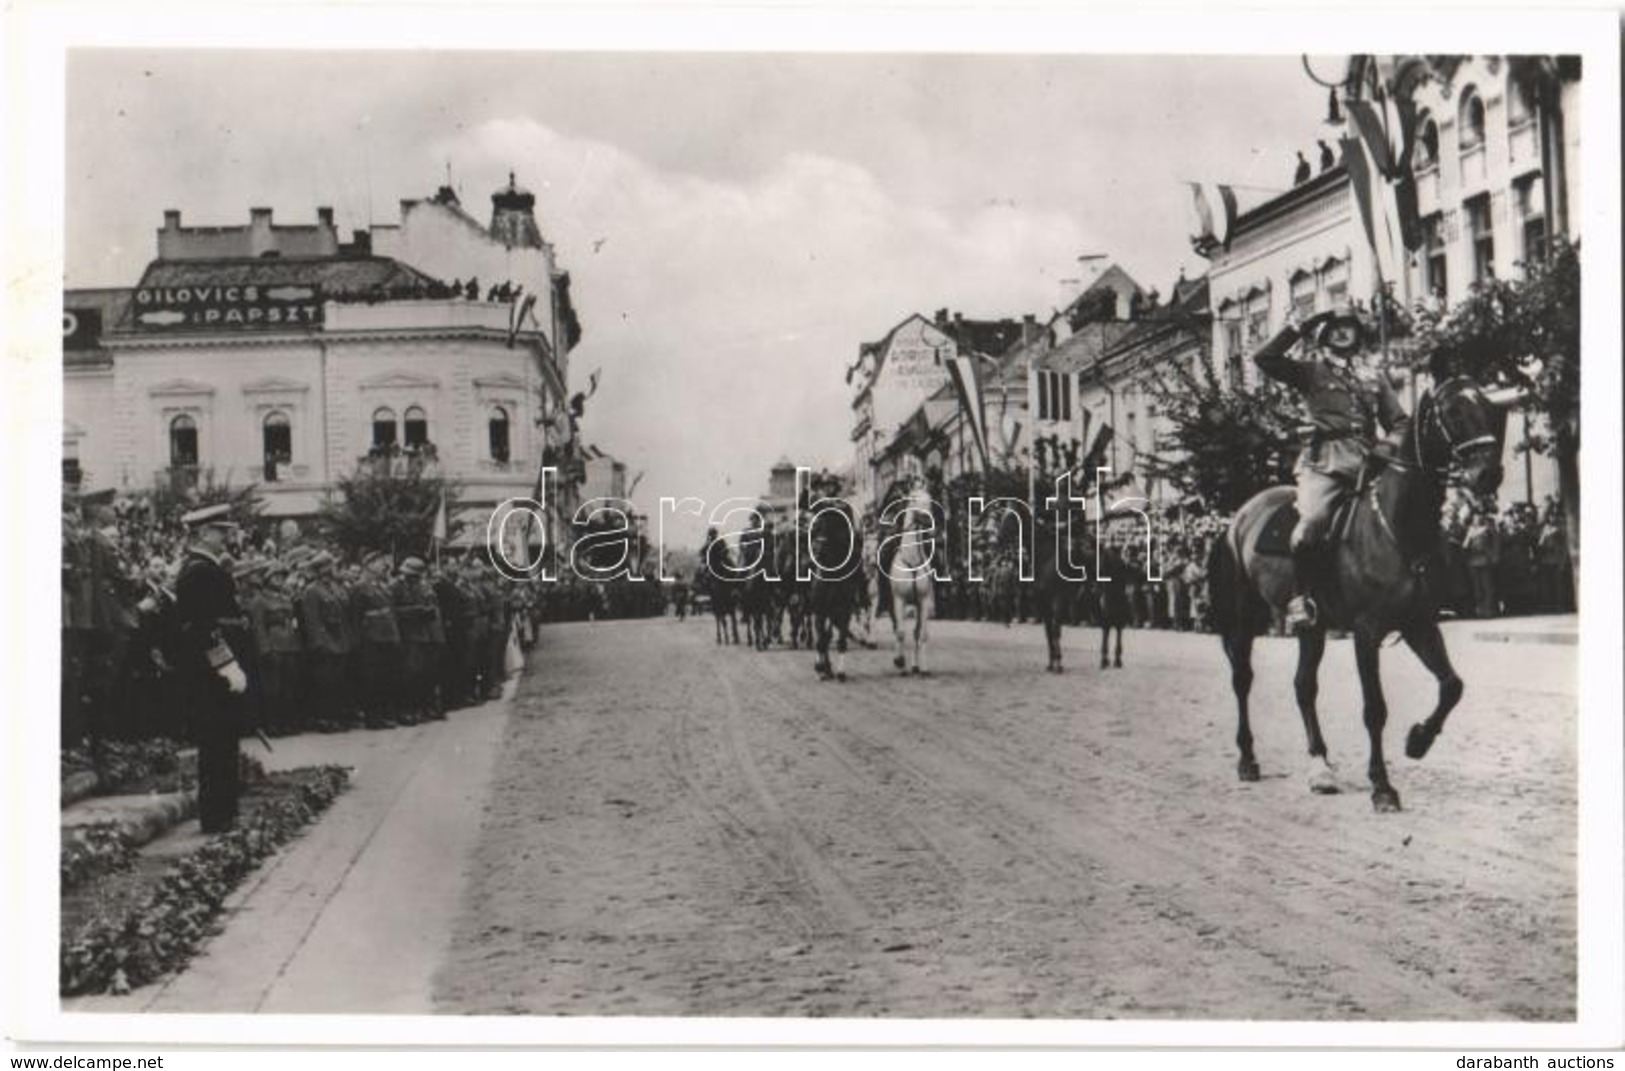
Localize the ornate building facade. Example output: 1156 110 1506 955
63 175 581 522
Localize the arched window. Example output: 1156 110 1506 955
1413 115 1440 170
371 406 398 449
1459 90 1486 151
488 404 511 464
403 405 429 448
263 411 292 481
169 414 198 467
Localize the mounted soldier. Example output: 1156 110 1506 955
1253 307 1409 632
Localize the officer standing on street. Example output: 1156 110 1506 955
173 504 251 833
298 552 351 731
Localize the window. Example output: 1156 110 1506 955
1422 214 1449 301
371 407 398 449
1514 173 1547 266
1057 373 1072 423
63 439 82 489
1288 272 1316 320
488 405 511 464
1459 91 1486 151
1245 298 1270 347
1414 115 1440 170
1466 194 1495 284
1035 369 1049 421
1322 259 1349 309
1224 322 1244 390
262 411 292 482
403 406 429 448
169 414 198 467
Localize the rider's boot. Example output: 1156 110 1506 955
1286 541 1322 633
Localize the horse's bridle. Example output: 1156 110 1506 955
1416 376 1498 477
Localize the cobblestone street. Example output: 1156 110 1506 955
434 615 1577 1019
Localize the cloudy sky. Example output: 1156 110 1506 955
66 50 1328 545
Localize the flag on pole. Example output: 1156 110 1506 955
507 293 538 348
1341 133 1406 288
432 491 448 544
1187 182 1239 251
945 353 990 471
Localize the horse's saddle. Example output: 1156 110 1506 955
1255 492 1360 558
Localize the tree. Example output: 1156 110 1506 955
1410 238 1581 563
317 464 462 560
1141 355 1300 514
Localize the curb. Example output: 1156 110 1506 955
62 790 199 849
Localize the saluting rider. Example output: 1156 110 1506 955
1252 307 1409 631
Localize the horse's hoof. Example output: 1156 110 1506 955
1100 660 1110 670
1238 759 1261 783
893 656 905 670
1309 773 1341 795
835 673 847 682
910 666 922 676
1405 724 1433 760
1114 659 1122 669
1371 788 1403 813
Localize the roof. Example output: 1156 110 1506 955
1228 166 1348 244
938 315 1030 359
118 256 440 328
64 288 133 367
1042 321 1139 375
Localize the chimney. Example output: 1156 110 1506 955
162 209 182 229
934 308 948 326
250 207 273 225
490 171 544 250
1021 313 1038 344
316 206 334 228
350 229 372 255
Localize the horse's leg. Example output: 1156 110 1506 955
1099 621 1110 669
834 612 849 681
1113 624 1123 668
893 593 909 673
1400 619 1465 760
914 592 930 676
1295 628 1339 794
1354 629 1401 812
1225 630 1259 781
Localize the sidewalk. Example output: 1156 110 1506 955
65 677 517 1015
1463 613 1578 646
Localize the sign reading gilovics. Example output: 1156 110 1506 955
132 284 324 330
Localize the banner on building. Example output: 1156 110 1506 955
131 284 324 331
1187 181 1239 251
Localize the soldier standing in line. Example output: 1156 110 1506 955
432 560 471 712
298 552 351 732
458 559 489 702
173 505 251 833
479 558 511 701
349 551 403 728
391 556 441 723
248 561 302 735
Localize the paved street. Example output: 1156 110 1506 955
433 615 1576 1020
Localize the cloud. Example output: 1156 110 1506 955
443 117 1091 545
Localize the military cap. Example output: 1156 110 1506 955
1315 313 1368 359
307 550 336 570
399 556 427 576
182 503 238 529
363 549 391 567
233 558 271 580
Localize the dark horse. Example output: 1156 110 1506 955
999 494 1134 673
701 538 741 645
1208 376 1511 811
775 527 811 649
739 523 778 651
805 496 863 680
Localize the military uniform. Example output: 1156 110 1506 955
247 573 302 734
174 537 251 833
1253 322 1407 549
434 566 472 709
391 561 442 721
348 564 402 727
478 571 510 700
298 564 352 730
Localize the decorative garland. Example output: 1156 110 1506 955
60 765 350 997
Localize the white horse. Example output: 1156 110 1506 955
883 480 937 676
